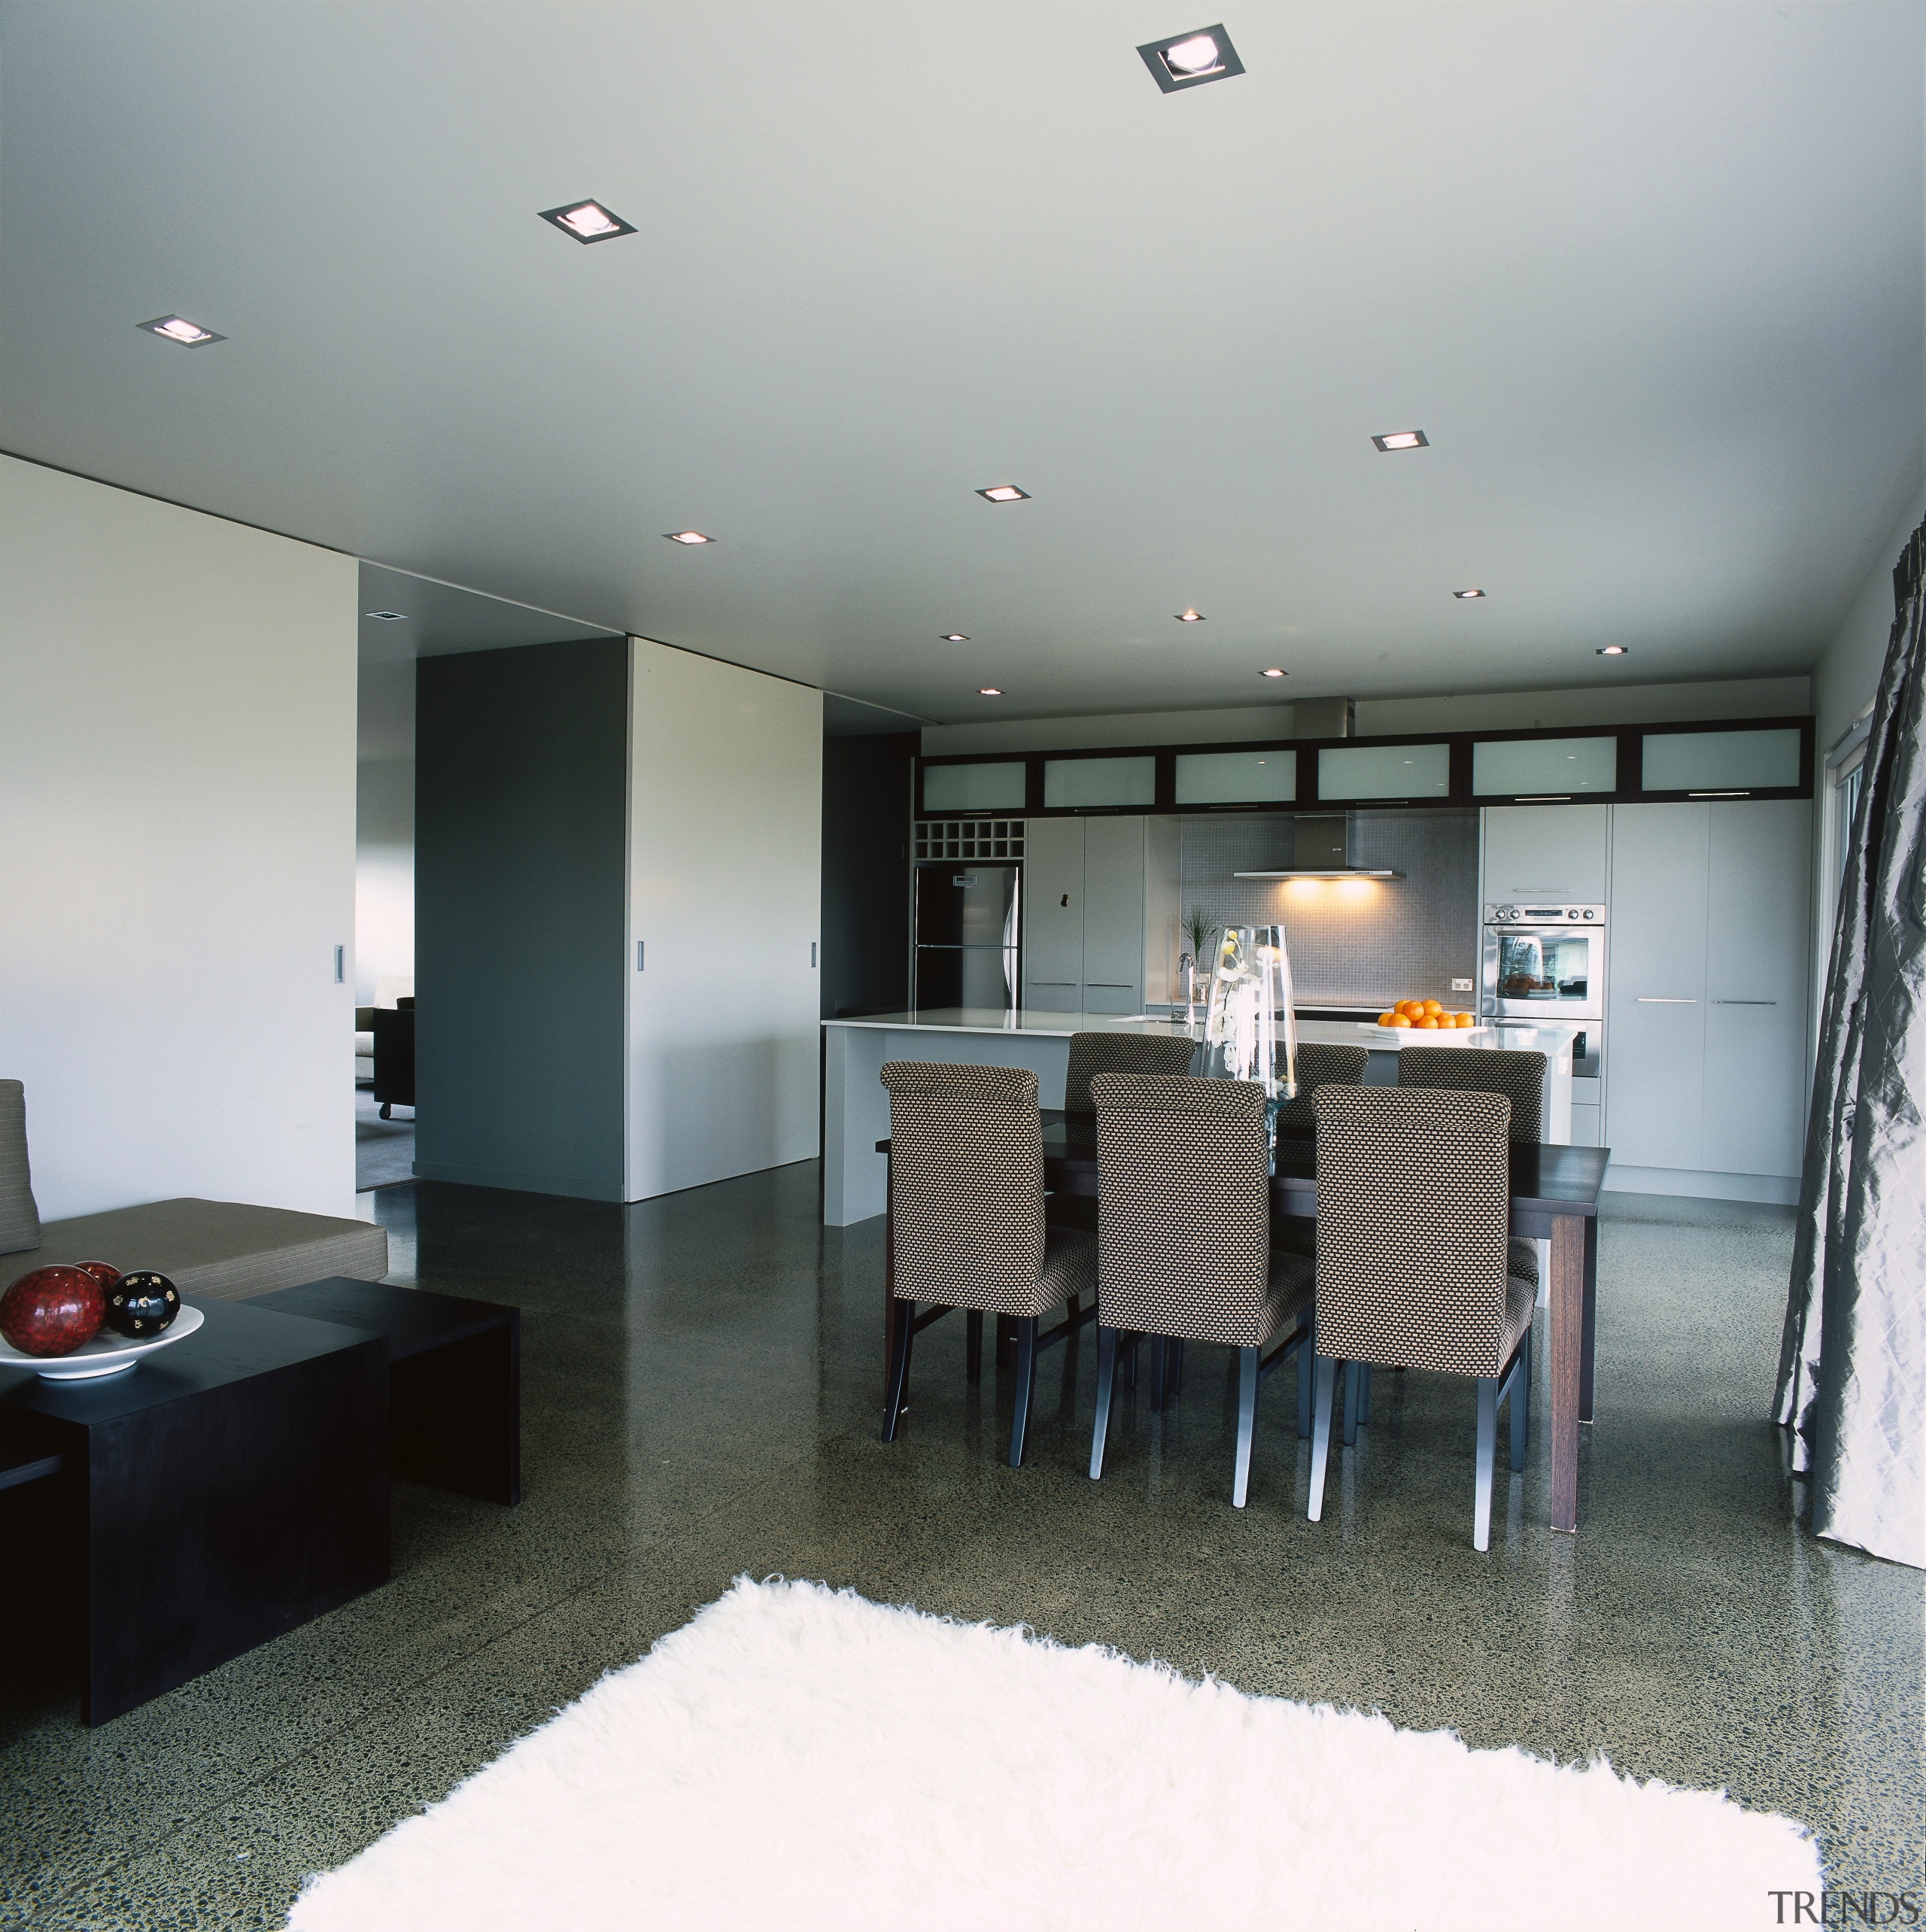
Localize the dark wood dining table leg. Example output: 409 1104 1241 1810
1548 1212 1585 1533
1579 1213 1599 1425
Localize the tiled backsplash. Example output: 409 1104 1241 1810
1180 810 1479 1008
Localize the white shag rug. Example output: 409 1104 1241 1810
290 1577 1818 1932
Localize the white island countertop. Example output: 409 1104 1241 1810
820 1009 1581 1226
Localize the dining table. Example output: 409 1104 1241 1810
876 1112 1612 1535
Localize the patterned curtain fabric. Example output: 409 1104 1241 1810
1774 519 1926 1569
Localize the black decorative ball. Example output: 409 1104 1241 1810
105 1270 181 1340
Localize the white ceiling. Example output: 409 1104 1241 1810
4 2 1922 725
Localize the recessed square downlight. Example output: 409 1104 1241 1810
137 314 224 345
538 200 636 244
664 530 715 545
1138 23 1244 92
976 485 1030 503
363 611 409 622
1371 430 1429 452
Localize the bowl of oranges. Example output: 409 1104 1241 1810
1369 999 1482 1033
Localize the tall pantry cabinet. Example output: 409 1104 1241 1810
1604 800 1811 1191
1022 816 1180 1014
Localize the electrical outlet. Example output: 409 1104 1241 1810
1451 977 1474 992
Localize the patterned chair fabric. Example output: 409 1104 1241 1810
1089 1073 1314 1348
1396 1046 1545 1141
1271 1043 1372 1257
1311 1084 1534 1378
880 1061 1094 1318
1062 1030 1198 1113
1394 1045 1547 1286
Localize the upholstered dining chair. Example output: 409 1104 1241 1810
1087 1073 1315 1508
1268 1042 1371 1259
1047 1030 1199 1234
1305 1084 1533 1551
1396 1043 1549 1299
879 1061 1097 1469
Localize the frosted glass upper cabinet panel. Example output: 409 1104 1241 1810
923 761 1027 811
1174 749 1296 804
1044 755 1156 809
1472 735 1617 797
1642 728 1801 793
1318 743 1450 800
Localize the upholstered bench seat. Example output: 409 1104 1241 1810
0 1198 387 1303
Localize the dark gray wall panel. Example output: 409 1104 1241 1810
415 639 627 1198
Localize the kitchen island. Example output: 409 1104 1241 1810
822 1008 1578 1226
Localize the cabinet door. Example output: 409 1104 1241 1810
1606 803 1708 1168
1702 800 1811 1176
1482 804 1611 903
1081 817 1147 1008
1022 818 1083 1009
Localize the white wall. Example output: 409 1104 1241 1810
1812 478 1926 756
922 676 1809 755
0 456 358 1219
625 641 822 1201
354 756 415 1005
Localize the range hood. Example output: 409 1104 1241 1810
1234 814 1401 880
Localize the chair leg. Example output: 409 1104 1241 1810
995 1314 1013 1368
1169 1338 1184 1399
1232 1346 1259 1508
1298 1321 1314 1439
1341 1358 1360 1447
1149 1336 1167 1415
1009 1316 1038 1469
1474 1375 1499 1551
1356 1362 1372 1426
1308 1356 1337 1521
1089 1327 1118 1479
1510 1326 1531 1474
965 1308 983 1386
882 1299 915 1441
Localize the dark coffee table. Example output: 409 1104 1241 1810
249 1277 520 1506
0 1297 389 1725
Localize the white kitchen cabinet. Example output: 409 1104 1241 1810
1021 816 1180 1014
1481 803 1611 904
1701 801 1812 1177
1605 800 1809 1187
1020 819 1085 1010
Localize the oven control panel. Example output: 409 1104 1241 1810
1483 903 1605 925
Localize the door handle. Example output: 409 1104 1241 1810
1712 999 1776 1005
1634 997 1697 1004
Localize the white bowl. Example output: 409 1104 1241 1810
0 1302 205 1381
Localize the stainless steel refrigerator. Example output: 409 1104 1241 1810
913 863 1021 1012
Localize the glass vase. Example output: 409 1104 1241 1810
1200 925 1298 1158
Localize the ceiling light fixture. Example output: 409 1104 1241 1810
1596 645 1630 657
940 633 970 642
1138 23 1245 91
363 611 409 622
977 485 1029 503
1452 588 1486 600
1371 430 1429 452
137 314 224 346
978 687 1003 697
664 530 715 545
1175 608 1205 623
1260 667 1287 679
538 199 636 243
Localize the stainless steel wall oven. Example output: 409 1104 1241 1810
1481 902 1605 1077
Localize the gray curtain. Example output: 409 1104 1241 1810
1774 518 1926 1569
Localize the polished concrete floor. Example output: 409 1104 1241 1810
2 1168 1919 1927
354 1090 415 1192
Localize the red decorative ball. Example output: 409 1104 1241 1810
1 1265 108 1357
73 1259 123 1295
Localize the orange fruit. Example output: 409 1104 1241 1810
1415 1016 1438 1028
1422 998 1444 1014
1455 1011 1477 1028
1376 1012 1396 1027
